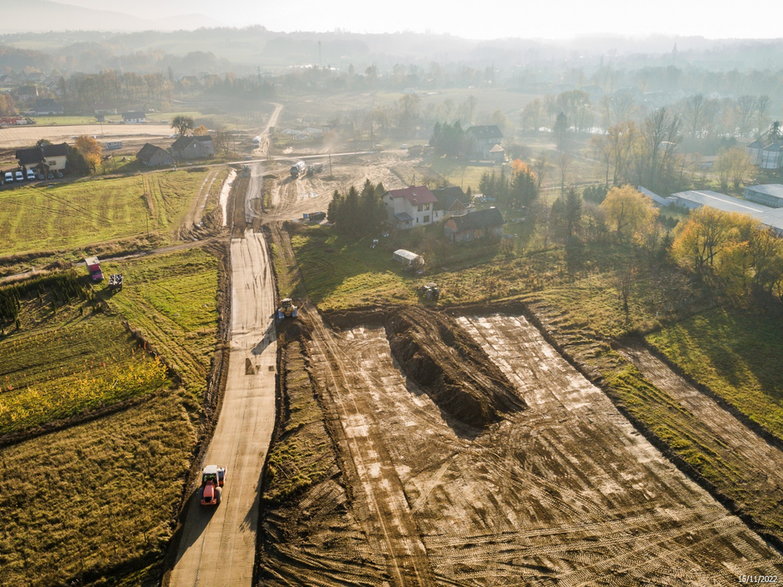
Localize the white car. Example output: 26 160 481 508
14 170 23 181
4 172 13 183
26 169 35 180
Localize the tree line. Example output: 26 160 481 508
327 180 387 237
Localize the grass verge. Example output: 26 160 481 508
647 307 783 442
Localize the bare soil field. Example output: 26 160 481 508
0 123 173 148
259 308 783 584
262 152 417 223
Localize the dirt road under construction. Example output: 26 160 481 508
259 308 783 585
169 110 281 586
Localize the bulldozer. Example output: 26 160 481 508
276 298 298 320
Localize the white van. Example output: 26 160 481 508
4 171 13 183
26 169 36 180
14 170 23 181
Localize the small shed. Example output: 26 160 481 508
392 249 424 271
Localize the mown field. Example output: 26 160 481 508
290 226 417 310
105 246 220 397
0 168 209 256
0 286 168 437
647 307 783 442
0 246 221 583
0 392 196 585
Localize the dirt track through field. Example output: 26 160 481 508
293 311 783 584
169 230 277 586
169 107 281 586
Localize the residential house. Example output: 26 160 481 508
432 186 470 221
466 125 503 160
15 142 68 173
170 135 215 161
27 98 64 116
136 143 174 167
443 207 504 242
383 186 438 230
747 137 783 170
122 111 147 123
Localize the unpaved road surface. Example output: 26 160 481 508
170 107 281 586
0 123 172 147
262 151 411 224
170 230 277 586
265 310 783 584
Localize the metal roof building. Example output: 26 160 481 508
744 184 783 208
671 189 783 236
638 186 672 207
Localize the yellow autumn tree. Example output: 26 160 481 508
74 135 102 173
599 185 659 243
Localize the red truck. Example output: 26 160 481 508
200 465 226 506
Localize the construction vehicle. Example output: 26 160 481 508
200 465 226 506
290 160 307 179
419 283 440 302
276 298 298 320
84 256 103 282
108 274 123 291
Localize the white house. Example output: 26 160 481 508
383 186 438 230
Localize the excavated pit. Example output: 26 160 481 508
384 306 525 429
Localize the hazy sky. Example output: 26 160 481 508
65 0 783 40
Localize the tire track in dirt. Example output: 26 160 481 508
266 303 783 584
306 313 436 586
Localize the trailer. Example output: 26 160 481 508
84 256 103 282
302 211 326 223
290 160 307 179
392 249 424 272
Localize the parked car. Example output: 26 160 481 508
26 169 35 180
14 170 23 181
4 172 13 183
55 171 63 178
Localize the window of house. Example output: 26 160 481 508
423 215 430 223
417 204 423 212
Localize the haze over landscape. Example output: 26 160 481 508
3 0 783 39
2 0 783 585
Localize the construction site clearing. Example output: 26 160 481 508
258 305 783 585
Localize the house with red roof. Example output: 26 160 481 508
383 186 438 230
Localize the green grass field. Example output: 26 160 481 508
0 169 209 256
429 158 503 193
647 307 783 442
290 226 417 310
0 391 196 584
105 246 220 396
0 294 169 437
0 247 220 582
263 341 333 505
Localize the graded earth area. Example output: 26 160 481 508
259 309 783 585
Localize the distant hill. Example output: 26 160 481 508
0 0 217 33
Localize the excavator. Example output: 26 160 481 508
276 298 298 320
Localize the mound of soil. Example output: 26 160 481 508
384 306 525 429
